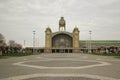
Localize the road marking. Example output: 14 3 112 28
23 59 27 60
13 59 111 69
83 56 88 59
96 58 102 60
1 73 119 80
36 57 41 59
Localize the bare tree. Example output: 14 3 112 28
0 33 5 43
8 40 15 47
8 40 22 53
0 33 6 55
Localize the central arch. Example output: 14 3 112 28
52 33 73 48
52 33 73 53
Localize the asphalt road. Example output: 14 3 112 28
0 53 120 80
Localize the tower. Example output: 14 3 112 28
45 27 52 53
59 17 66 31
73 27 80 53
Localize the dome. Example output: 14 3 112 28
73 26 79 32
46 27 52 32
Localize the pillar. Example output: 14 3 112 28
73 27 80 53
44 27 52 53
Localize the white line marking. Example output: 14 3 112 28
83 56 88 59
1 73 120 80
13 59 111 69
36 57 41 58
96 58 102 60
23 59 27 60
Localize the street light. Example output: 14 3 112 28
86 38 89 53
33 30 36 53
89 30 92 53
23 40 26 48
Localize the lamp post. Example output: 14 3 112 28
89 30 92 53
23 40 26 48
33 30 36 53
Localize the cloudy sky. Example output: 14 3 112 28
0 0 120 47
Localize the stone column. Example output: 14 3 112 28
73 27 80 53
44 27 52 53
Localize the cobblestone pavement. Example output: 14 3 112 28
0 53 120 80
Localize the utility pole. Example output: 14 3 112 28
89 30 92 53
23 40 26 48
33 30 36 53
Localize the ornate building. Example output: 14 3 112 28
25 17 120 53
44 17 80 53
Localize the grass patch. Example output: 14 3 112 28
88 53 120 58
0 53 40 59
114 56 120 59
0 56 9 59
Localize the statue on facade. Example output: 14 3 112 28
59 17 66 31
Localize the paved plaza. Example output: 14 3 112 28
0 53 120 80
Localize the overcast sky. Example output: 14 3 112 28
0 0 120 47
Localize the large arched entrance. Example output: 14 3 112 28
52 33 73 53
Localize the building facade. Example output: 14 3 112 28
24 17 120 54
80 40 120 53
44 17 80 53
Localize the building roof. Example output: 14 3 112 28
80 40 120 47
52 31 73 37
